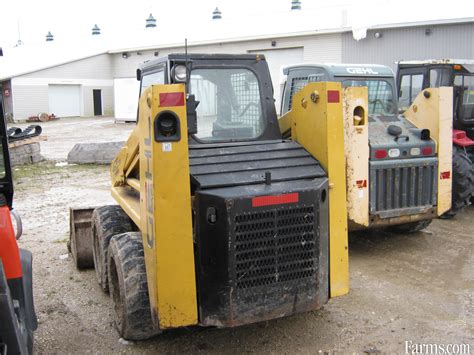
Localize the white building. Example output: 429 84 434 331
0 9 472 121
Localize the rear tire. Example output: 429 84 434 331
92 206 135 292
389 219 432 234
107 232 160 340
448 146 473 216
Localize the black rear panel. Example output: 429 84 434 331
194 179 329 327
189 140 327 190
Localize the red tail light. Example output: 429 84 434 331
374 150 387 159
422 147 433 155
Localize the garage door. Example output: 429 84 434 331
49 85 81 117
113 78 140 122
249 48 304 111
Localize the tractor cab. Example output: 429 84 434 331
137 54 281 144
397 60 474 211
397 60 474 143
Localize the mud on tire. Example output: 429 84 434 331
107 232 160 340
92 206 135 292
389 219 432 234
451 146 473 212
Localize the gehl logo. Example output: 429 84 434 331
346 67 379 75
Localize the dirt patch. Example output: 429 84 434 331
10 118 473 353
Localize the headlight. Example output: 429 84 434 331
172 65 187 82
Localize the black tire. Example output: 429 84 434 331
92 206 135 292
450 146 473 214
389 219 432 234
107 232 160 340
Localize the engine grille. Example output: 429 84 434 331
233 206 318 290
369 157 438 218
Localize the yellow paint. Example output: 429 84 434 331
137 84 198 329
280 82 349 298
404 88 453 215
343 87 369 227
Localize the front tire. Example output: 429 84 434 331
91 206 135 292
107 232 160 340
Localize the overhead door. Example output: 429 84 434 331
249 48 304 111
114 78 140 122
48 85 81 117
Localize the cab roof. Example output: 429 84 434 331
283 63 394 77
140 53 266 71
397 59 474 73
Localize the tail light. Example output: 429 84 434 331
410 147 421 156
422 147 433 155
374 150 387 159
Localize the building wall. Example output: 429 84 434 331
111 33 343 78
24 54 113 79
11 54 114 120
341 22 474 71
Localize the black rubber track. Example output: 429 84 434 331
389 219 432 234
91 205 135 292
451 146 473 213
107 232 160 340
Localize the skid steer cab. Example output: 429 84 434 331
0 93 37 354
397 60 474 212
70 53 353 340
280 63 452 232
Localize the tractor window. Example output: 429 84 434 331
430 68 451 87
411 74 424 103
342 79 396 115
190 68 264 142
398 74 424 110
399 75 411 110
454 75 474 122
0 141 5 178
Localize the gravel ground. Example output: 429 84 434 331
10 117 473 354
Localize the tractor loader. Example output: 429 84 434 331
397 60 474 214
69 53 361 339
279 63 452 232
0 73 37 354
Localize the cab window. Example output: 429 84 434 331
190 68 264 142
398 74 424 110
342 79 396 115
454 75 474 121
430 68 451 87
140 69 165 94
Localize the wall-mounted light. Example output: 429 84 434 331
425 28 432 36
374 32 382 39
271 40 276 47
122 52 129 59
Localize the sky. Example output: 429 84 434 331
0 0 473 48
